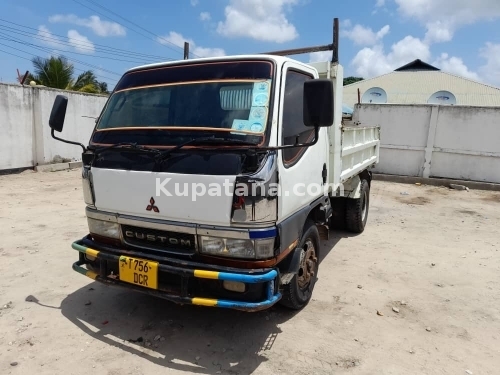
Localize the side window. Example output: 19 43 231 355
282 70 314 165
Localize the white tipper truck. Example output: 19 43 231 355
47 35 380 312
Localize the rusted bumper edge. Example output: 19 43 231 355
71 240 282 312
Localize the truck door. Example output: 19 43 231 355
277 62 329 221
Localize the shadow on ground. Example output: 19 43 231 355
56 284 294 374
26 229 352 374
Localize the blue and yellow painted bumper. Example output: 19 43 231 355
71 238 281 312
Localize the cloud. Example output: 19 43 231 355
308 51 332 63
424 21 454 43
394 0 500 43
342 24 390 46
347 35 495 87
216 0 299 43
375 0 385 7
157 31 225 58
67 30 95 54
49 14 126 37
479 43 500 86
200 12 211 21
37 25 61 48
36 25 96 55
191 0 199 5
343 2 500 86
351 36 431 77
341 19 352 28
432 53 480 80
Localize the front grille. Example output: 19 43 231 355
121 225 196 254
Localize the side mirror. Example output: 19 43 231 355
303 79 334 127
48 95 86 152
49 95 68 132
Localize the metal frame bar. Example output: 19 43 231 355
261 18 339 63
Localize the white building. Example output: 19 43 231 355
343 59 500 108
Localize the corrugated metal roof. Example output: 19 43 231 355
343 71 500 107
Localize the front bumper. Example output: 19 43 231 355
71 237 282 312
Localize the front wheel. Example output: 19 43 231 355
280 220 320 310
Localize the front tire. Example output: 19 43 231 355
280 220 320 310
345 179 370 233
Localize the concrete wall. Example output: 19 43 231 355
0 84 35 170
0 83 107 170
2 83 500 184
353 104 500 184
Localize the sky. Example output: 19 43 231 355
0 0 499 90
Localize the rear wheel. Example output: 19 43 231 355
345 179 370 233
280 220 320 310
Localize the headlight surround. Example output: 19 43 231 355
198 236 275 260
82 167 95 206
87 217 120 239
254 238 275 258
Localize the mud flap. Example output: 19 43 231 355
279 247 303 285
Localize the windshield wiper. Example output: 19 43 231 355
91 143 161 156
155 136 259 162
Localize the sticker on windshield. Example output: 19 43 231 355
254 81 270 93
250 122 264 132
231 119 264 134
231 119 251 132
252 80 271 107
249 107 266 121
247 106 266 133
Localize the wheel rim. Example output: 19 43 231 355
361 191 368 222
297 239 318 290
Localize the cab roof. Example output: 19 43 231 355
125 54 311 73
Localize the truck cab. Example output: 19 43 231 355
48 54 379 311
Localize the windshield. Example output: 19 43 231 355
92 60 274 146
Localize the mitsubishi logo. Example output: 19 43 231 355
146 197 160 213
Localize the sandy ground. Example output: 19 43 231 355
0 169 499 375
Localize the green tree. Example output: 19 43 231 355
97 81 109 94
28 56 108 94
343 76 364 86
70 70 100 93
30 56 74 89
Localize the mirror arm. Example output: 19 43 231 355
51 129 87 153
258 126 320 151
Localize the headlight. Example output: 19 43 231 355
87 218 120 239
198 236 275 259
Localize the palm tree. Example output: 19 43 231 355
28 55 109 94
97 81 108 94
70 70 100 93
30 56 74 90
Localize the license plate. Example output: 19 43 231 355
118 256 158 290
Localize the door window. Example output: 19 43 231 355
281 70 314 166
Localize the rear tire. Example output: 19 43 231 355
345 179 370 234
280 220 320 310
